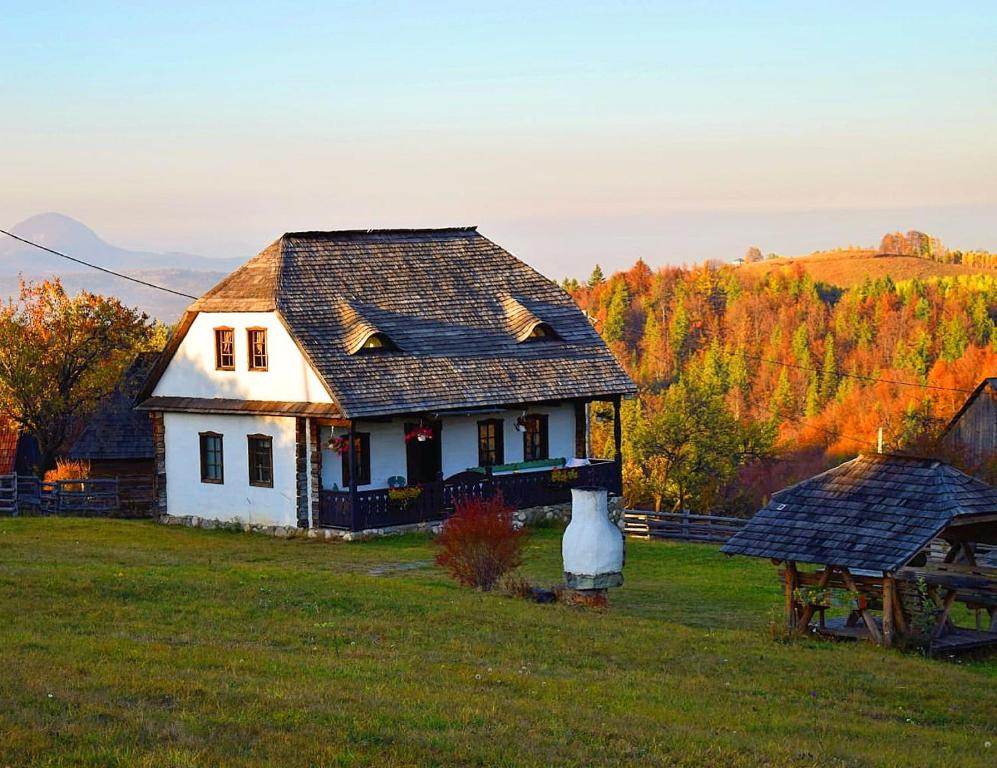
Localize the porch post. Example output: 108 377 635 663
574 399 588 459
347 420 359 531
612 396 622 495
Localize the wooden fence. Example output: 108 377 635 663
0 474 155 517
624 509 746 544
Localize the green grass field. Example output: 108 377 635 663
1 519 994 767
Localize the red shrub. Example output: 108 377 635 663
434 494 526 591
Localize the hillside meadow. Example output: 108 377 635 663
1 519 995 767
738 250 989 289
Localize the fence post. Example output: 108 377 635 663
682 508 689 540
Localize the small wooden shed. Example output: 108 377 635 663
722 454 997 652
943 377 996 475
67 353 157 507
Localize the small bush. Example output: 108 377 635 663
435 494 526 591
43 458 91 483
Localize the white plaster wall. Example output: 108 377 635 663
164 412 298 526
154 311 332 403
319 404 577 490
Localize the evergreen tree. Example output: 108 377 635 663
588 264 605 287
804 372 821 418
668 301 690 372
770 368 794 420
603 280 629 343
940 316 969 362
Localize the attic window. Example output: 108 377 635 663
525 323 559 341
358 333 397 353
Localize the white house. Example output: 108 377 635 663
137 227 635 533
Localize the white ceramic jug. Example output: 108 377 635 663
562 487 624 589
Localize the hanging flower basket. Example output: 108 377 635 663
405 427 434 443
329 436 350 455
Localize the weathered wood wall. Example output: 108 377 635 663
945 386 997 462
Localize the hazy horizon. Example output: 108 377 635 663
3 2 995 279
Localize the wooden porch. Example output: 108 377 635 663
318 458 620 531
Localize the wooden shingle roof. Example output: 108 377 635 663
722 454 997 572
149 228 635 417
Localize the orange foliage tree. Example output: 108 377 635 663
0 279 151 471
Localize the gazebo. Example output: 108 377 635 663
722 454 997 652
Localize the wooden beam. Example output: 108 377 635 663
315 417 351 428
840 567 882 644
933 589 959 640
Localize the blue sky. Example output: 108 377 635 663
2 1 995 275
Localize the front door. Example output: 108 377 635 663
405 421 442 485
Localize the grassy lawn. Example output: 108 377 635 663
1 519 994 767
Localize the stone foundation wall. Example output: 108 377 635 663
159 513 443 542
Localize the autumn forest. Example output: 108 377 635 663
572 232 997 515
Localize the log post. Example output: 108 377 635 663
882 572 895 648
784 561 799 631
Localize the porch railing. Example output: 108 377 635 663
318 458 619 531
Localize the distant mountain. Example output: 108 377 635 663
0 213 243 320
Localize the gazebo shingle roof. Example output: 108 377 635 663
722 454 997 572
144 228 635 417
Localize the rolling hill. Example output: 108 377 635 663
738 248 992 288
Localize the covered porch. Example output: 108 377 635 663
312 396 624 532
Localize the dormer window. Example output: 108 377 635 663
525 322 559 341
247 328 268 371
357 332 397 353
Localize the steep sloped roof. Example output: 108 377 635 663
722 454 997 572
145 228 635 417
70 354 158 461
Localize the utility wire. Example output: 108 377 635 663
744 352 974 394
0 228 199 300
746 394 879 450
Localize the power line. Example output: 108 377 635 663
747 396 879 450
744 352 974 394
0 228 199 300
